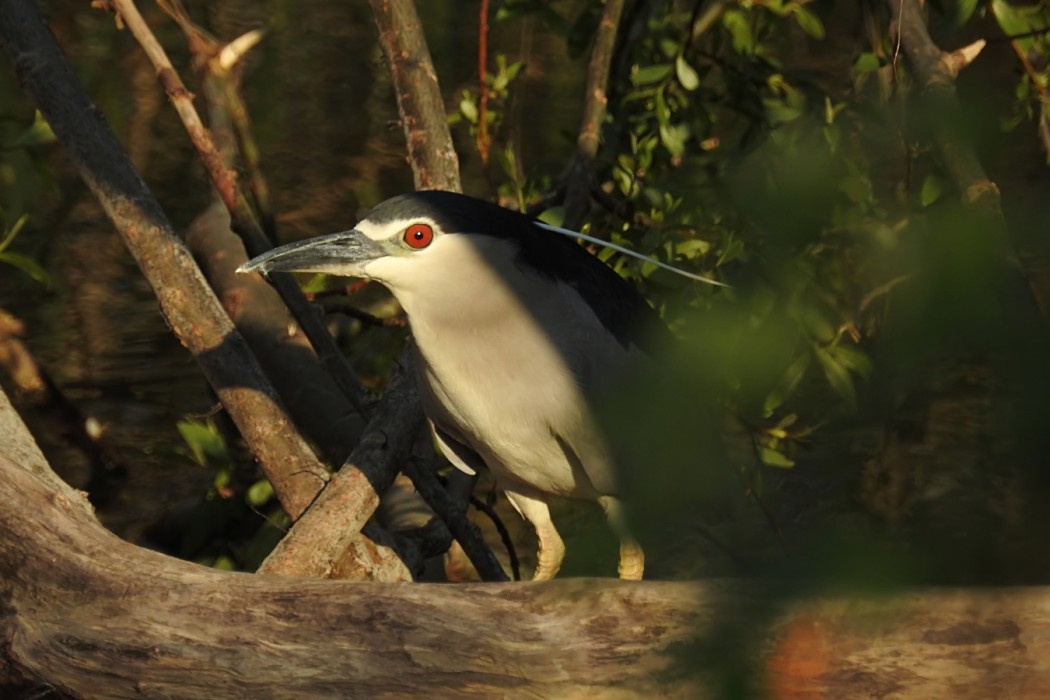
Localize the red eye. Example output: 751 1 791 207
404 223 434 249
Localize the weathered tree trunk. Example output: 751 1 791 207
3 389 1050 698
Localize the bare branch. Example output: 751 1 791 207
942 38 986 76
367 0 462 192
257 358 424 578
363 0 510 579
97 1 426 579
0 0 329 519
888 0 1000 209
107 0 371 421
563 0 626 230
403 457 509 581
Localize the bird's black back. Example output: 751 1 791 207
363 191 670 355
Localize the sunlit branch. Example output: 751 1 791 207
563 0 626 230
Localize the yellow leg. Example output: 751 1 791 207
505 491 565 581
598 495 645 580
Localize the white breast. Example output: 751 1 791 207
370 233 633 499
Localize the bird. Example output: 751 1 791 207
239 190 719 580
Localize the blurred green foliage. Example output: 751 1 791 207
174 418 286 571
441 0 1050 586
473 3 1033 416
454 1 895 464
0 110 55 285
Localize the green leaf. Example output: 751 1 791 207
659 38 680 59
764 0 788 15
920 173 945 207
301 273 331 294
213 469 231 491
630 63 672 87
826 344 873 378
823 124 841 153
659 122 689 157
853 52 881 73
177 419 227 465
10 111 56 149
762 79 807 124
673 239 711 258
764 352 811 416
814 345 857 408
495 145 518 181
840 169 873 204
800 306 836 343
990 0 1050 51
458 91 479 124
0 251 51 285
763 98 804 124
537 206 566 228
791 6 826 39
213 555 237 571
675 55 700 91
758 446 795 468
654 89 671 124
723 10 754 54
0 213 29 254
940 0 980 30
246 479 275 507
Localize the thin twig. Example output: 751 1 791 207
109 0 239 213
106 0 372 421
404 457 509 582
470 492 521 581
313 296 408 327
477 0 491 165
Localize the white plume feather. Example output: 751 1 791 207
533 221 730 288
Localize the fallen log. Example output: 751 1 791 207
2 389 1050 698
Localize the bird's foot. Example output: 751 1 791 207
617 540 645 581
531 534 566 581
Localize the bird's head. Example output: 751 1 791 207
238 190 715 353
238 190 726 293
237 191 479 285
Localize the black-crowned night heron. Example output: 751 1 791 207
239 191 720 580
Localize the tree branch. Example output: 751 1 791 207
363 0 510 580
886 0 1050 499
887 0 1050 321
563 0 626 230
0 0 329 520
367 0 462 192
104 0 372 421
888 0 998 209
93 0 445 580
256 355 424 579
